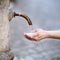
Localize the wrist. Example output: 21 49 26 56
45 31 50 38
46 31 53 38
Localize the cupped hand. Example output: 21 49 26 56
24 29 48 41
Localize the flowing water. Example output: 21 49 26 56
29 25 33 32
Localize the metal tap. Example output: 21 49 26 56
9 10 32 25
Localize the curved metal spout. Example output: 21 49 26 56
14 12 32 25
9 10 32 25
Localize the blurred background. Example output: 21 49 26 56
10 0 60 60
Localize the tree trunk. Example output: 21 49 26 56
0 0 14 60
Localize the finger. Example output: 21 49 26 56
24 34 33 40
24 33 37 40
24 33 38 38
24 33 33 40
24 34 37 41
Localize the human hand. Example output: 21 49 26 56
24 29 48 41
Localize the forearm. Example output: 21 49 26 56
46 30 60 39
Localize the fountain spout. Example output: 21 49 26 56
9 10 32 25
14 12 32 25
